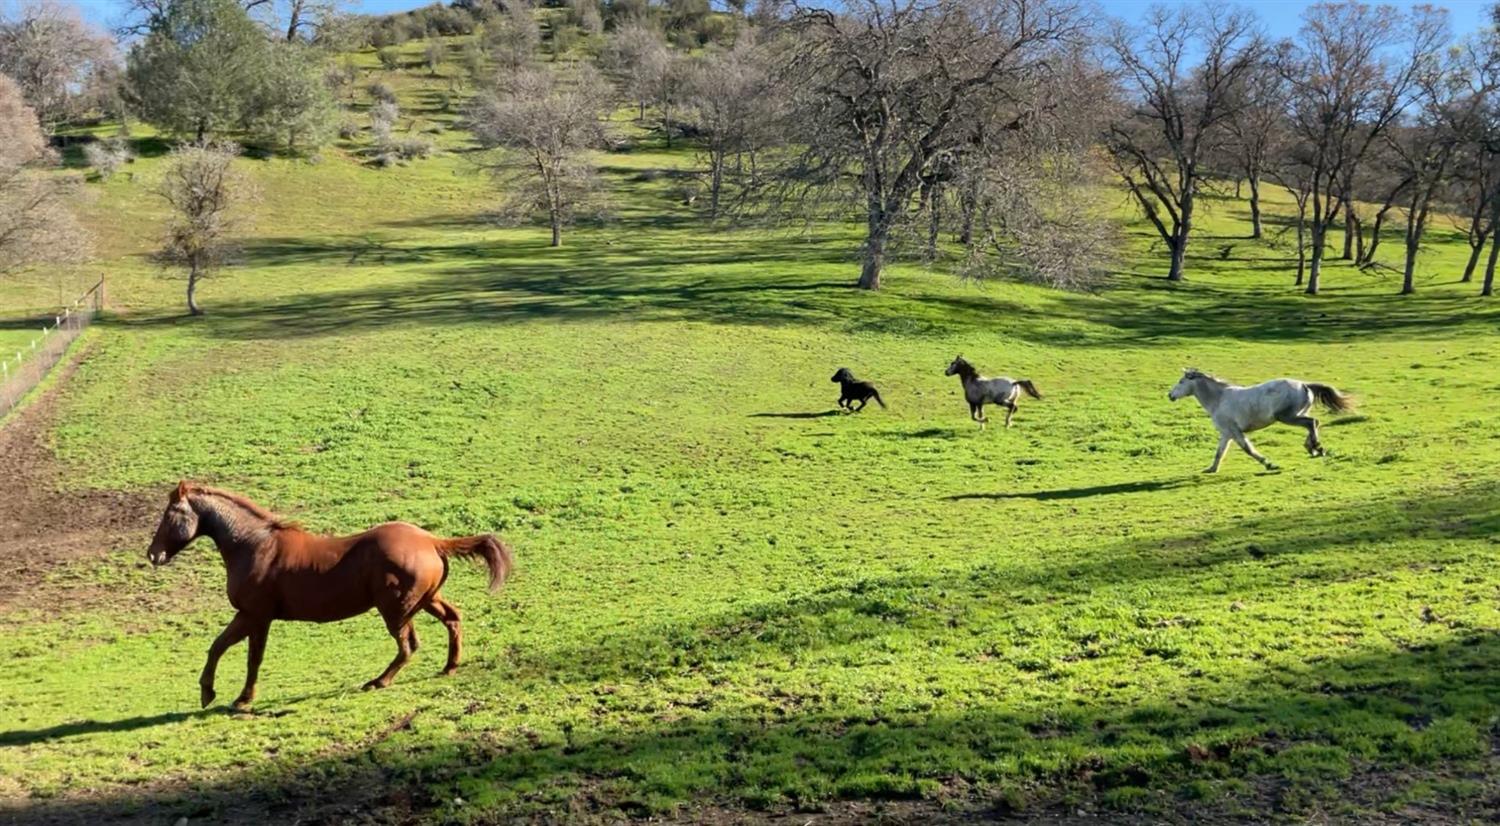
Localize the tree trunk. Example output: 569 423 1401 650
922 179 941 263
1484 233 1498 296
708 154 723 219
1351 214 1365 263
1307 216 1324 295
550 213 562 247
860 207 888 290
1463 230 1488 282
187 268 203 316
1167 192 1193 282
1294 197 1307 286
958 179 978 249
1350 197 1362 257
1248 174 1262 239
1401 238 1417 295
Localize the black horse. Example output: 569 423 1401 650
831 368 886 412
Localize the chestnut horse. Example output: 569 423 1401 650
146 482 513 710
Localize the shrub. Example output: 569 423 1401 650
367 81 398 104
83 137 132 180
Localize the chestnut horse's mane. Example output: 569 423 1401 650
192 485 300 530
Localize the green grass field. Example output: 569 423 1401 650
3 38 1500 823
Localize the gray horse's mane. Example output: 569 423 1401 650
1184 368 1227 387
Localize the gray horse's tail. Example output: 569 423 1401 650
1017 379 1042 400
1307 383 1353 413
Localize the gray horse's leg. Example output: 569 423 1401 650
1277 412 1322 456
1205 434 1231 474
1003 400 1017 428
1231 430 1277 470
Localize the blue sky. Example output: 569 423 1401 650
61 0 1500 40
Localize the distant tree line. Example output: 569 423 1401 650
5 0 1500 299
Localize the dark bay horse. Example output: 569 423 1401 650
147 482 513 709
944 355 1042 428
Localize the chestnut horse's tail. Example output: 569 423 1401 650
437 534 514 592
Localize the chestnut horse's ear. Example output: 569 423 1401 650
175 480 190 500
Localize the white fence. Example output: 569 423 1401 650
0 278 105 419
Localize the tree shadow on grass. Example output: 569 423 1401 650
16 628 1500 824
107 225 1498 347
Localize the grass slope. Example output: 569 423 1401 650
3 37 1500 823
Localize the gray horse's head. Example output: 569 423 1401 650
1168 368 1204 402
944 355 970 377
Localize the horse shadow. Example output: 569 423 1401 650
747 410 843 419
945 475 1219 501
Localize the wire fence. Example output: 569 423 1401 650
0 278 105 420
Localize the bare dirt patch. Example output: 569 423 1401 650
0 350 159 613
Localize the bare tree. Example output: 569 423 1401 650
469 65 610 246
1104 6 1263 282
683 35 778 218
0 1 115 131
774 0 1090 290
599 20 668 123
480 0 539 70
0 71 86 275
953 50 1118 290
157 140 258 315
1384 23 1498 294
1224 56 1287 240
1279 2 1441 295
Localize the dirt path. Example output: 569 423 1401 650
0 350 158 612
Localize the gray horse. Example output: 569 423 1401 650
944 355 1042 429
1168 368 1353 473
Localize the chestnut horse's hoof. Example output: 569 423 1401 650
362 679 389 691
231 698 254 712
200 687 216 708
441 666 458 677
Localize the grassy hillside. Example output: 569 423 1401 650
2 35 1500 823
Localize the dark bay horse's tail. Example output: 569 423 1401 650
1017 380 1042 400
1308 383 1354 413
438 534 515 592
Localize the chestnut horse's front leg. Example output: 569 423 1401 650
233 621 271 710
200 612 255 708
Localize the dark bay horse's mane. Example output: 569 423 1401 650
190 485 300 531
949 356 978 379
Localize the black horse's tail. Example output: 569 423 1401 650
1017 379 1042 400
1307 383 1353 413
873 390 887 408
438 534 515 592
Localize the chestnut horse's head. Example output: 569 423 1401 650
147 481 201 566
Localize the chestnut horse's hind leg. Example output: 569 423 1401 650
423 596 463 676
365 619 415 690
402 623 420 654
365 600 420 690
200 611 255 709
